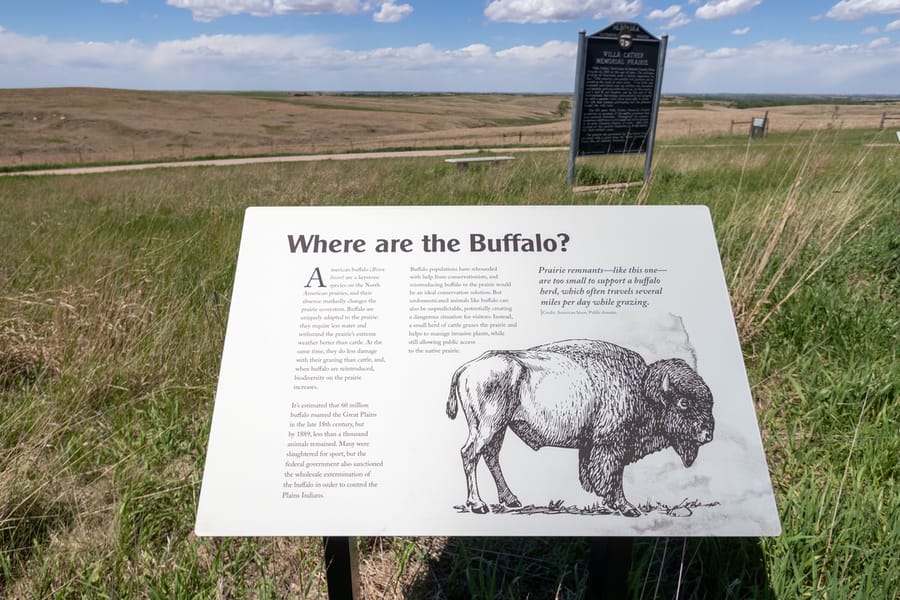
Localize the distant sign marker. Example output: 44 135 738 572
567 23 668 185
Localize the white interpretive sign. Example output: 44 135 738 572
195 205 781 537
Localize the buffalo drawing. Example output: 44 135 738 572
446 339 715 517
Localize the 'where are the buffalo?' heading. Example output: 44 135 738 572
287 232 572 254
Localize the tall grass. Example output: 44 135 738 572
1 128 897 597
717 129 890 343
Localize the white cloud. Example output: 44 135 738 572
665 38 900 93
861 25 881 33
0 29 146 75
667 44 705 60
707 47 738 57
826 0 900 20
732 26 750 34
274 0 360 13
496 40 577 62
648 4 692 28
165 0 363 22
483 0 641 24
0 27 579 91
695 0 762 20
372 1 412 23
666 12 692 27
165 0 270 21
2 25 898 93
100 0 127 4
164 0 412 25
454 44 493 59
648 4 682 18
888 18 900 29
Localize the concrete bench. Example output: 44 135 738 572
445 156 515 171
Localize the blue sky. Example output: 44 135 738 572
1 0 899 93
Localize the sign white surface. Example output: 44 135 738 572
195 205 781 537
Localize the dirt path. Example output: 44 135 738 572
1 147 568 177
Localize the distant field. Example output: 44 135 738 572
2 88 898 167
0 88 568 167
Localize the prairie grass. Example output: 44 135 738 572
1 127 897 597
714 129 892 342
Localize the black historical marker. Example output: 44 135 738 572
567 23 668 184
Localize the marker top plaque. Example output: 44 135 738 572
195 205 781 538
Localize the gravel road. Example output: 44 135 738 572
2 147 567 177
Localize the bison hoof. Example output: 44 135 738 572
619 504 641 518
500 494 522 508
469 501 489 514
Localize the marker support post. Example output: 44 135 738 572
323 536 361 600
587 537 633 598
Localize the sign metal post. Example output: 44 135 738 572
643 35 668 183
567 30 588 186
588 537 633 598
323 536 361 599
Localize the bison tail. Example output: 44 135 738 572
446 368 462 419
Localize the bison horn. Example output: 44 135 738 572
662 373 670 394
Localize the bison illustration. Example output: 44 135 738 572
446 339 715 517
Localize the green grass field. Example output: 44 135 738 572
1 127 898 598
